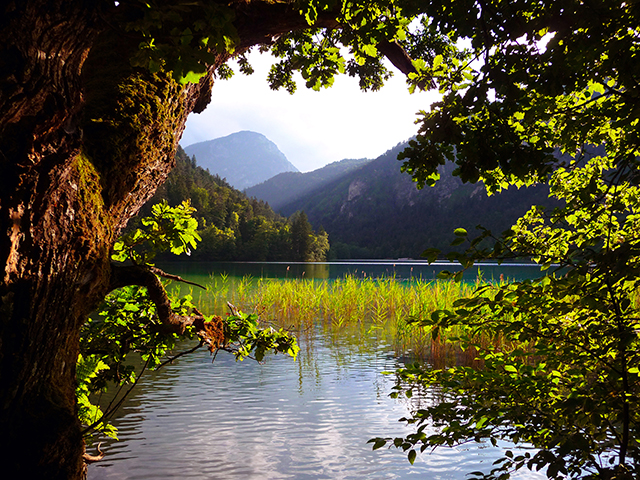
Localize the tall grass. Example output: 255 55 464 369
187 274 496 366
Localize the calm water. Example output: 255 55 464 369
163 260 550 283
88 327 543 480
88 262 547 479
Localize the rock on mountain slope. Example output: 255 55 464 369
245 157 371 210
276 142 556 259
184 131 299 190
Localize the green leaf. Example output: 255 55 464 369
361 44 377 57
421 248 440 263
179 69 207 84
371 438 387 450
476 416 489 429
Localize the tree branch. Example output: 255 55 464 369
108 264 224 349
149 266 207 290
232 3 424 87
156 340 205 370
377 41 432 90
109 264 195 334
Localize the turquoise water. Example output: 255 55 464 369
162 260 550 284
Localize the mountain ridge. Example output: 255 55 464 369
184 131 298 190
272 142 555 259
245 157 372 210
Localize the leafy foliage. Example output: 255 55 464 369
222 309 299 362
113 0 451 96
122 0 239 84
76 355 117 440
397 0 640 190
371 156 640 479
78 199 299 442
113 200 201 265
138 147 329 261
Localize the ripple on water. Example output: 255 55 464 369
89 332 545 480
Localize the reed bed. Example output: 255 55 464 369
188 273 499 366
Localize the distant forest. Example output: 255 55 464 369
136 147 329 262
273 143 557 260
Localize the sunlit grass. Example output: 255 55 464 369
186 273 502 366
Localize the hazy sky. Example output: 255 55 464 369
181 51 440 173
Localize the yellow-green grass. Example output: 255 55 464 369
184 274 497 366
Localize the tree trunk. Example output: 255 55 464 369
1 2 103 478
0 1 338 478
0 2 214 477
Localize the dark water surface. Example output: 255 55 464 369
89 262 546 479
163 260 550 284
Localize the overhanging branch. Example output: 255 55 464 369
108 264 223 350
149 266 207 290
377 40 430 90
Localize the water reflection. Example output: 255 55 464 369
89 324 544 480
163 260 548 284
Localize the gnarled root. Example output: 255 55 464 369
83 443 104 464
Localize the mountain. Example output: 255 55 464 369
183 131 299 190
136 147 329 262
245 157 372 210
276 142 557 259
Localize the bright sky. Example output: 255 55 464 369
181 51 440 173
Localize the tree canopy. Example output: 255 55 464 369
372 155 640 479
0 1 434 477
363 2 640 479
397 0 640 189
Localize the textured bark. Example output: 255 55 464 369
0 1 401 478
0 2 106 478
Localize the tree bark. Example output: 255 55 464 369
0 2 107 477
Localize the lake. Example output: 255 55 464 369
162 259 551 283
88 261 547 480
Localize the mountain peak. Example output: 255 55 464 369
245 157 372 210
184 131 299 190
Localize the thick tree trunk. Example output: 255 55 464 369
0 1 362 478
0 2 104 478
0 2 214 477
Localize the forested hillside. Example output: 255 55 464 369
137 147 329 262
277 143 556 259
245 157 372 210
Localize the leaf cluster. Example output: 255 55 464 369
220 309 300 362
398 0 640 191
118 0 238 84
112 200 201 265
373 156 640 479
79 198 299 442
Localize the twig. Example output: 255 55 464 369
156 341 204 370
83 442 105 464
150 266 207 290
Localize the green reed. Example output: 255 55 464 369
189 273 498 366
